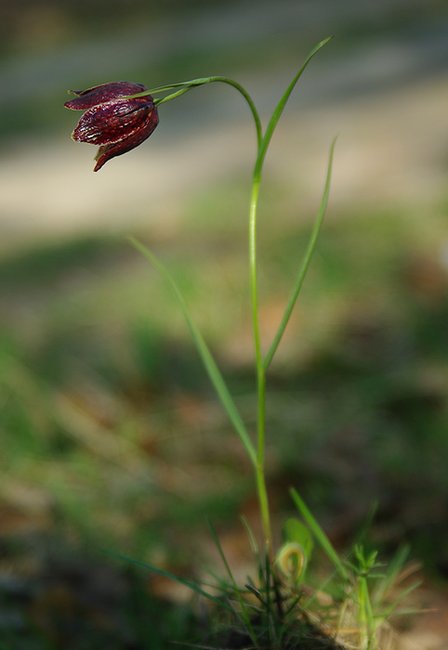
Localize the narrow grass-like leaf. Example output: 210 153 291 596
108 551 232 610
207 522 261 649
264 137 337 370
130 237 257 467
256 36 333 172
240 515 259 556
290 488 348 580
246 582 264 602
208 520 236 586
380 580 422 620
371 545 410 606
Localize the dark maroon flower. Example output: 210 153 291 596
64 81 158 171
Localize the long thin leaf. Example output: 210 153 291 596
240 515 259 556
208 520 237 586
130 237 257 467
256 36 333 171
379 580 422 619
108 551 232 610
290 488 348 580
207 521 261 649
372 545 410 606
264 137 337 370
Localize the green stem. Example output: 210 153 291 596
138 41 332 553
207 77 263 148
249 175 263 372
250 165 272 551
196 75 270 547
141 76 263 148
203 76 269 546
148 73 268 545
247 39 333 549
245 38 333 550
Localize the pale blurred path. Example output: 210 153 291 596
1 0 446 107
0 0 447 248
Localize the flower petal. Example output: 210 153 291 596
64 81 146 110
93 108 159 171
71 97 154 145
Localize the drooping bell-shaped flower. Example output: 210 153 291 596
64 82 158 171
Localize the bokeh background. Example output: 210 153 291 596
1 1 448 648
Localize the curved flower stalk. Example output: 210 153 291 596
64 37 334 554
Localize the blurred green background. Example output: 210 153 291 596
1 0 448 647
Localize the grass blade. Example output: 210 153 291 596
108 551 232 610
240 515 260 557
256 37 333 170
371 545 410 607
290 488 348 580
380 580 422 619
130 237 257 467
207 521 261 648
208 520 236 586
264 137 337 370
